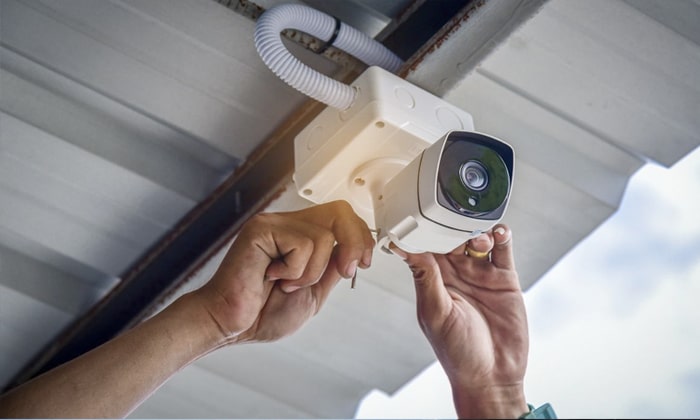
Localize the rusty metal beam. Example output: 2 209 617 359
216 0 366 70
402 0 549 94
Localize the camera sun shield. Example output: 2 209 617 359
377 131 514 254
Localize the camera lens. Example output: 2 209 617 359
459 161 488 191
435 132 513 220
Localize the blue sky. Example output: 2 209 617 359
356 145 700 418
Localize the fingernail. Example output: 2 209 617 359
345 260 358 279
282 284 300 293
361 252 372 268
494 226 512 246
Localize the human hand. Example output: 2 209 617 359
194 201 375 346
0 201 373 419
391 225 529 419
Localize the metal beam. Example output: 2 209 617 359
402 0 549 94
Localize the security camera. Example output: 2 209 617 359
292 65 515 254
375 130 514 254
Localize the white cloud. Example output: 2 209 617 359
630 151 700 241
525 258 700 418
524 148 700 418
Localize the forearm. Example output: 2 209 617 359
0 292 221 418
451 382 529 419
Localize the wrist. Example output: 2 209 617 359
160 292 228 356
451 382 528 419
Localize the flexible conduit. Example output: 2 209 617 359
254 4 403 110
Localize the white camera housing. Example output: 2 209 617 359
293 66 514 254
376 130 514 254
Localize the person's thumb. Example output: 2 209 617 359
390 244 451 331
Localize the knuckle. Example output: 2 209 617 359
328 199 352 212
318 228 335 245
289 265 306 280
409 265 429 283
246 212 274 229
328 200 361 220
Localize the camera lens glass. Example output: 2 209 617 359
459 161 489 191
436 132 512 220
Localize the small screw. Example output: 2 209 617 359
351 269 357 289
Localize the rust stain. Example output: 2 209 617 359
400 0 487 78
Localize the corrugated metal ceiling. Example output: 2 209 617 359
1 0 699 418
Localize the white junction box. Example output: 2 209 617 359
293 66 475 229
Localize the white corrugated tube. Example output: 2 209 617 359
254 3 403 110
